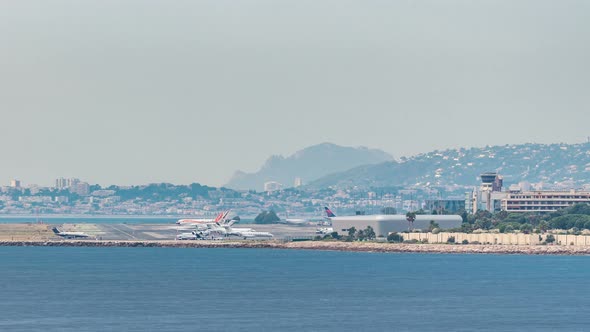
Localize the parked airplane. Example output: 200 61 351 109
221 220 273 239
284 208 335 224
315 207 336 234
176 230 225 240
189 217 242 232
177 220 231 240
176 227 226 241
324 207 336 218
176 219 273 240
237 230 274 239
52 227 89 239
284 211 307 224
176 210 233 225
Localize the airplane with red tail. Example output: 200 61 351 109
176 210 234 226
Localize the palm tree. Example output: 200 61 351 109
365 226 376 240
406 212 416 231
347 227 357 240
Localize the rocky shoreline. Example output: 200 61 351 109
1 240 590 255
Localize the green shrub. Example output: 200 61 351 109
519 224 533 234
447 236 456 244
461 239 469 245
387 233 404 243
549 215 590 230
254 210 281 224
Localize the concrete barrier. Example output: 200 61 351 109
401 232 590 246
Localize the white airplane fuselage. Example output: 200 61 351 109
176 232 198 240
57 233 89 239
176 218 215 225
175 223 273 240
52 227 89 239
316 227 334 234
239 231 274 239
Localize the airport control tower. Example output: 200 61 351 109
479 172 503 212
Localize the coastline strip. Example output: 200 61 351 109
1 240 590 255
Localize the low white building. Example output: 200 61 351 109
501 190 590 212
332 214 463 237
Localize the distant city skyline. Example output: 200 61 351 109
1 1 589 187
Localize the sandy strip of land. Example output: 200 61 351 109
1 240 590 255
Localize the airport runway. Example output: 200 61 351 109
61 223 320 241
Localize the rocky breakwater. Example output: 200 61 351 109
0 240 272 249
1 240 590 255
280 241 590 255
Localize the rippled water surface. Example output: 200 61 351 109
1 247 589 331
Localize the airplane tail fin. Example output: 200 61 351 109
213 212 225 223
52 227 60 234
214 210 232 223
221 210 232 221
222 215 240 226
324 207 336 218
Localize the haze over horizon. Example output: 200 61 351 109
2 1 589 187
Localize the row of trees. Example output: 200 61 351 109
322 204 590 243
451 203 590 233
341 226 376 241
395 203 590 234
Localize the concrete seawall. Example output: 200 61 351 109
2 240 590 255
402 232 590 246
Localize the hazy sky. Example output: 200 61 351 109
1 0 589 187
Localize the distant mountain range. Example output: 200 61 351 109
225 143 393 191
308 142 590 190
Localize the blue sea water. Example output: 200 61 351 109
1 248 589 331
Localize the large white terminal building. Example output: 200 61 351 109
331 214 463 237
